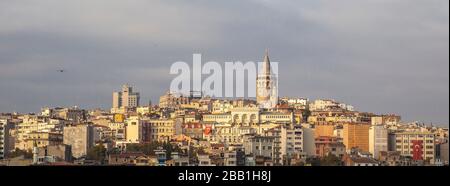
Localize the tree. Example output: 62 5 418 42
162 142 183 160
124 141 184 160
305 157 321 166
8 148 33 159
126 142 160 155
87 144 107 163
319 154 342 166
303 109 312 122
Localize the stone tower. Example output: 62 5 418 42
256 49 278 109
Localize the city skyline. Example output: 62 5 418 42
0 0 448 126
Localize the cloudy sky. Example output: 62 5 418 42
0 0 448 126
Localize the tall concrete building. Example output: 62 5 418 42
301 125 316 157
256 50 277 109
112 84 140 109
343 123 370 152
0 119 12 159
280 125 304 165
369 125 388 159
63 124 94 158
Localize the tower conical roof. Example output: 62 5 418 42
262 49 271 75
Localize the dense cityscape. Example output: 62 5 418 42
0 51 448 166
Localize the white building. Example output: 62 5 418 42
0 119 12 159
203 108 293 126
243 135 275 158
260 112 294 124
338 103 354 111
369 125 388 159
271 125 304 165
286 98 308 106
125 116 145 143
15 115 64 150
280 97 308 109
309 99 339 111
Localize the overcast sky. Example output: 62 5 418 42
0 0 448 126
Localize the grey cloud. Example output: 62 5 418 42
0 0 448 126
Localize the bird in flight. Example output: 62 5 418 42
57 69 65 72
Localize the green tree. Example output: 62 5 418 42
8 148 33 159
319 154 342 166
124 141 183 159
87 144 107 163
305 157 321 166
126 142 161 155
303 109 311 122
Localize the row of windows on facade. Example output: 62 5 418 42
255 145 273 150
287 142 303 145
127 122 173 127
206 115 290 119
397 150 434 155
286 147 303 152
263 115 290 119
397 135 434 138
150 123 173 126
151 129 174 133
396 140 434 143
250 139 273 143
208 137 240 143
396 145 434 149
205 115 230 119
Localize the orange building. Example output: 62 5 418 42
315 136 346 158
343 123 370 152
314 124 335 138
